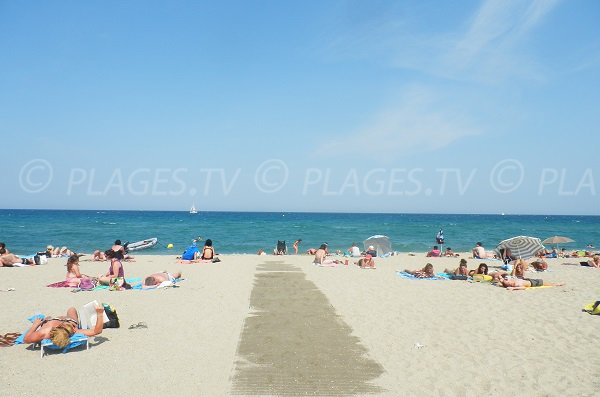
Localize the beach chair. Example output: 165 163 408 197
276 240 287 255
40 334 89 358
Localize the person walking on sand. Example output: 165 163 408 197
293 239 302 255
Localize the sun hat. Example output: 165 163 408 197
368 245 374 250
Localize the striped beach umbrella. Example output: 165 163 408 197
495 236 545 260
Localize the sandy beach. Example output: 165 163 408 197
1 253 599 396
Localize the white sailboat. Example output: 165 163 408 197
189 203 198 214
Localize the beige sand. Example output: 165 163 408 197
1 253 599 396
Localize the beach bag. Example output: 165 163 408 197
78 278 96 291
450 275 468 280
181 245 199 260
102 303 120 328
582 301 600 315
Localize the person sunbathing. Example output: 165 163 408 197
583 255 600 268
426 246 441 257
0 247 37 266
500 277 564 290
313 244 342 266
98 250 131 288
357 254 375 269
443 247 459 257
404 263 436 278
65 255 93 287
92 250 107 261
22 305 104 348
201 239 215 260
444 259 469 276
531 258 548 271
469 263 488 277
142 271 182 288
511 259 528 278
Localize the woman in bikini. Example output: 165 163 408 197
501 278 564 290
404 263 436 278
65 255 93 287
444 259 469 276
511 259 528 278
201 239 215 260
22 305 104 348
98 250 130 288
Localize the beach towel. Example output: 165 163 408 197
47 281 72 288
93 277 142 290
14 314 89 355
396 271 445 280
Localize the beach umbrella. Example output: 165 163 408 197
542 235 575 251
495 236 545 260
542 236 575 245
363 235 392 256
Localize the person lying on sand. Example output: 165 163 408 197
22 305 104 347
0 247 37 266
404 263 436 278
357 254 375 269
142 271 182 288
500 277 564 290
444 259 468 276
583 255 600 268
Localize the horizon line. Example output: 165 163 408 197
0 208 598 217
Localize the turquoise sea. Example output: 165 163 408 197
0 210 598 256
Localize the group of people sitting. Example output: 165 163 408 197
62 240 182 290
309 243 377 268
177 239 218 263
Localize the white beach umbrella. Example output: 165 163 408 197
363 235 392 256
495 236 545 260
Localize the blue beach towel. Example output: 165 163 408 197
14 314 89 354
396 271 446 281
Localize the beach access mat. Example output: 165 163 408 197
395 271 446 280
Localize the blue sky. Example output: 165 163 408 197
1 0 599 214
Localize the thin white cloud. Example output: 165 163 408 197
319 86 480 159
317 0 562 160
445 0 562 81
